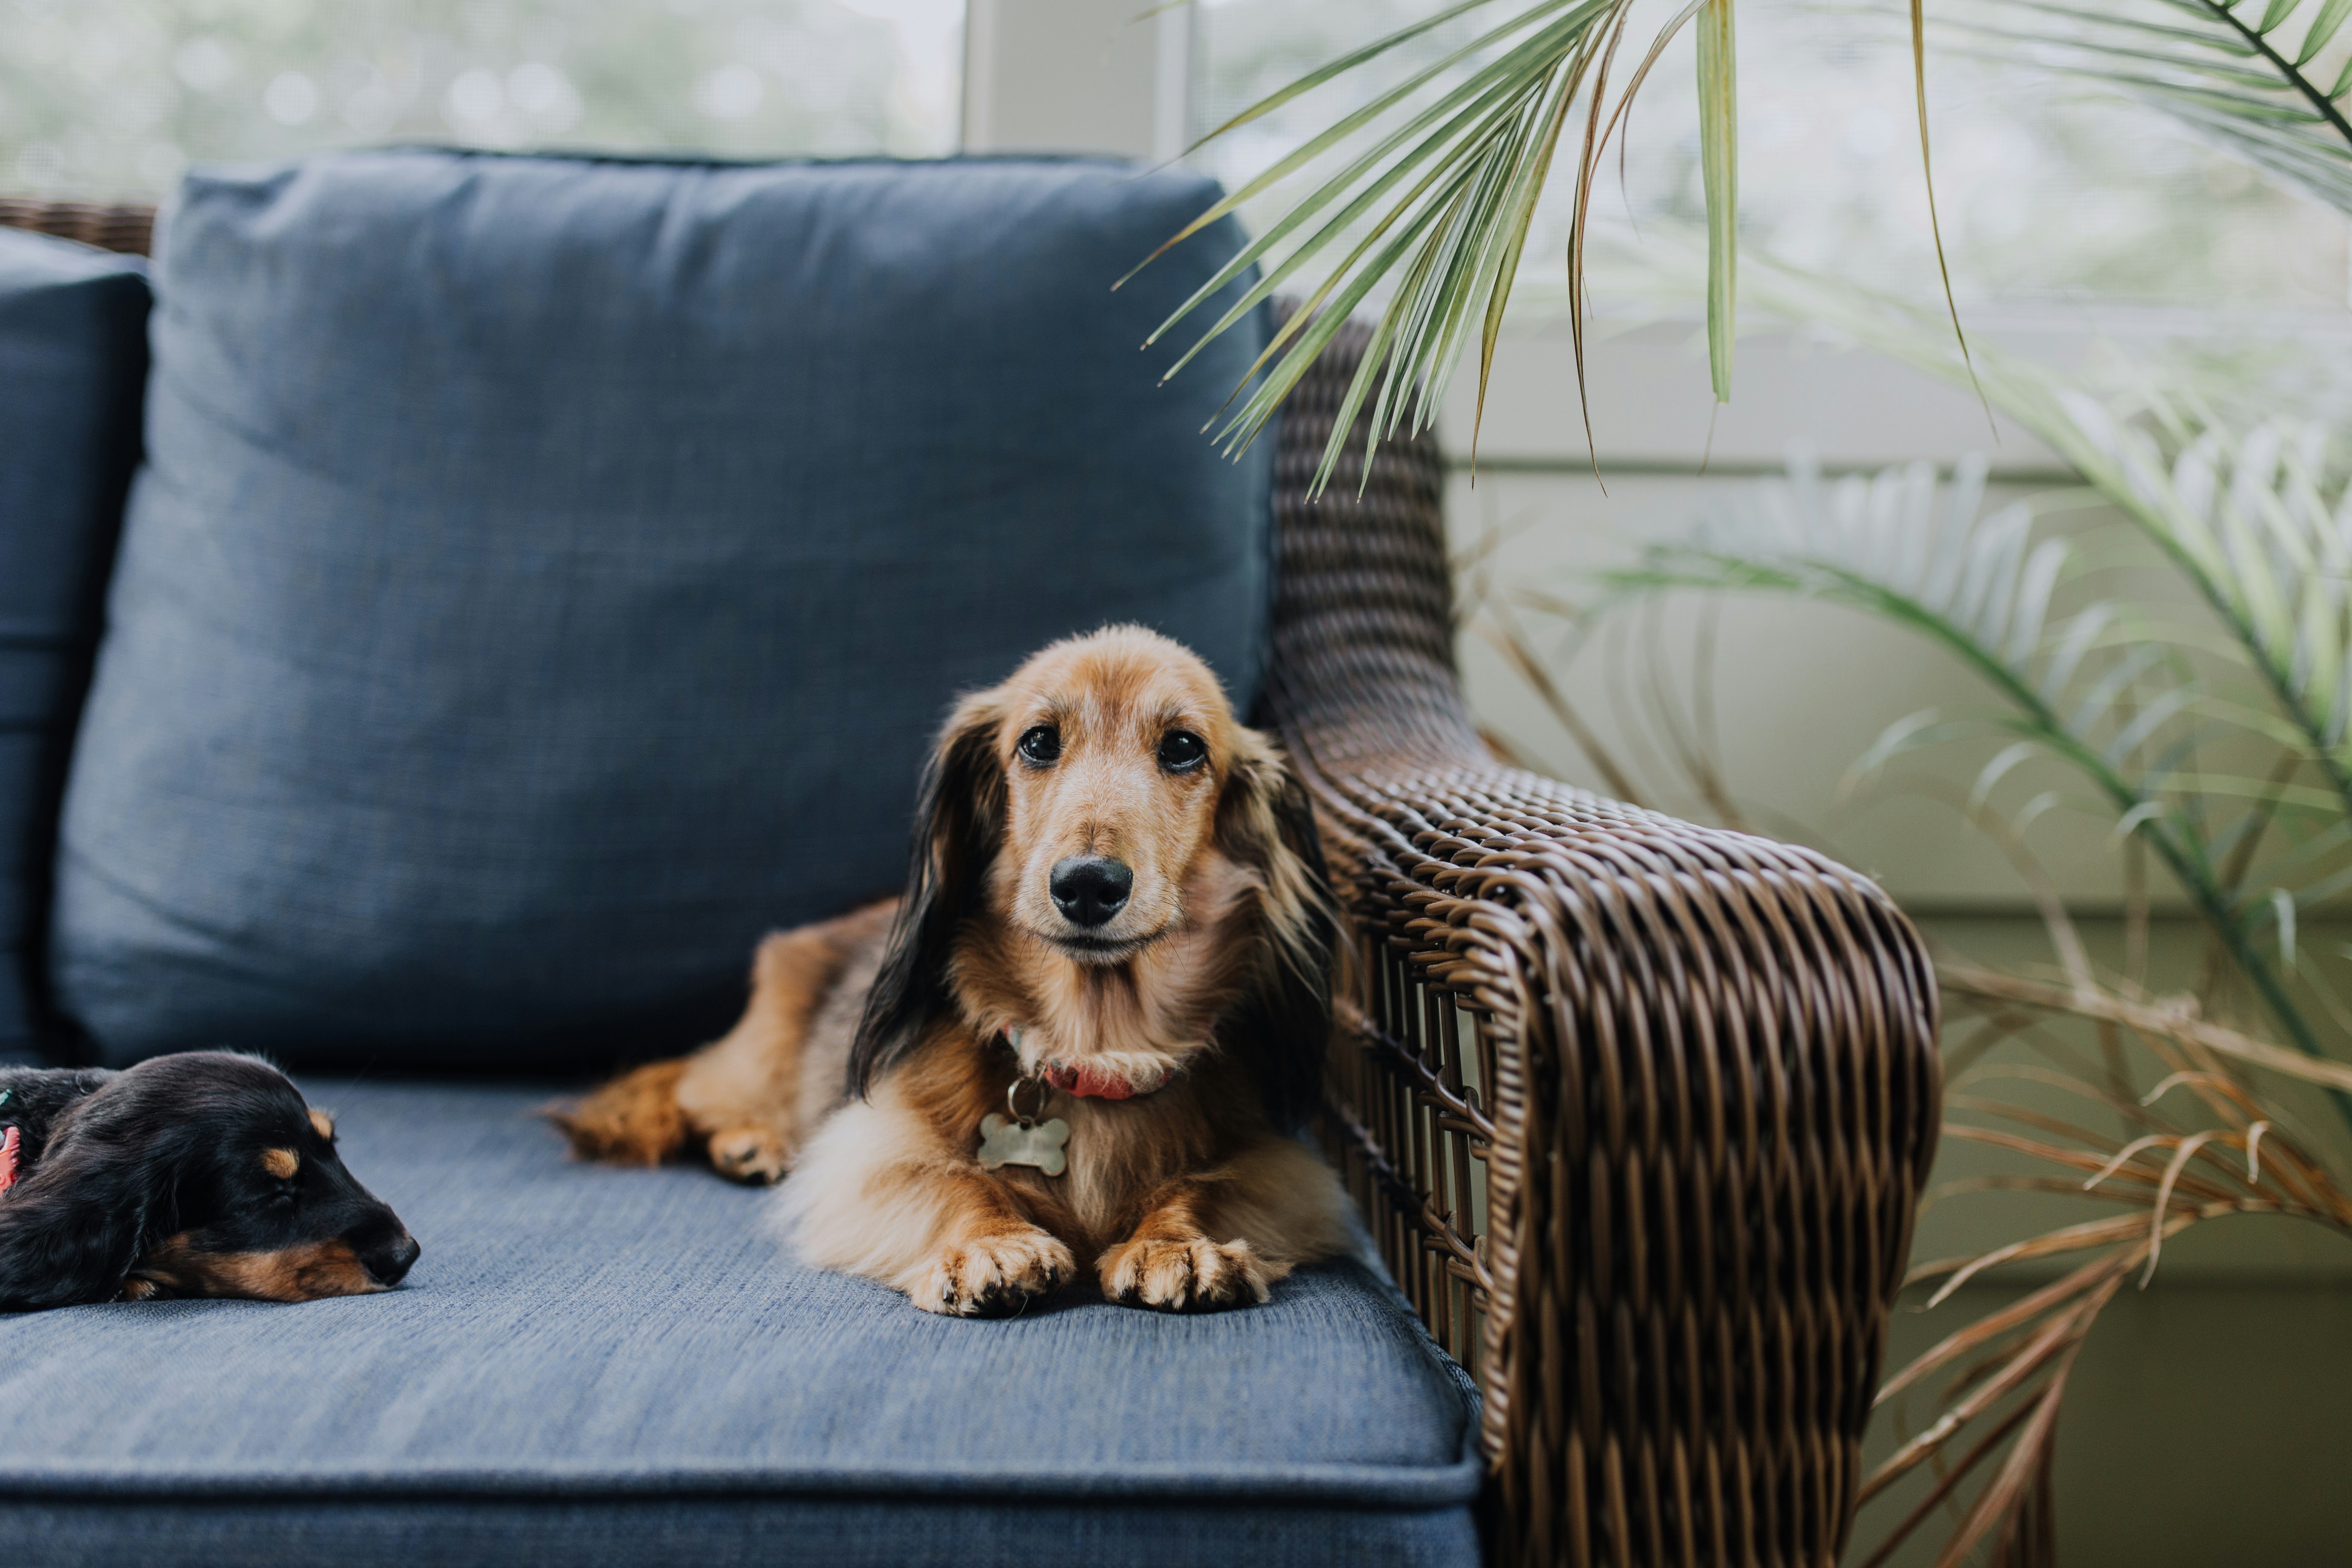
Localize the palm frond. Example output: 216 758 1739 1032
1598 439 2352 1106
1942 961 2352 1092
1133 0 1639 493
1455 392 2352 1561
1857 970 2352 1568
1964 0 2352 214
1602 452 2167 839
1696 0 1737 401
1130 0 1798 494
1718 258 2352 819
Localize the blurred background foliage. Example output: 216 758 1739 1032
0 0 963 197
1189 0 2350 309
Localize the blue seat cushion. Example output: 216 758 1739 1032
50 150 1273 1069
0 1080 1481 1568
0 228 148 1056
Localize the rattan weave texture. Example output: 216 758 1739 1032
1265 312 1942 1568
0 200 1943 1566
0 200 154 256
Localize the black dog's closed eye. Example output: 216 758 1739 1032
0 1051 418 1312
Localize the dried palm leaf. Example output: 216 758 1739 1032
1855 973 2352 1568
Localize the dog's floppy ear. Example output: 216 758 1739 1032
849 689 1009 1099
0 1111 183 1311
1216 728 1340 1132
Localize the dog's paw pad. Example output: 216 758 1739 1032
708 1126 791 1185
911 1229 1076 1318
1099 1236 1270 1312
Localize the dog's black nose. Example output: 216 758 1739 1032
1050 856 1132 928
367 1231 421 1287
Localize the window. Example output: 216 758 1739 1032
1189 0 2350 313
1189 0 2352 906
1 0 963 200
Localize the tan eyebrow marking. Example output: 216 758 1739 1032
261 1147 300 1180
308 1108 335 1140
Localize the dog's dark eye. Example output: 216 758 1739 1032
1017 725 1060 766
1158 730 1207 773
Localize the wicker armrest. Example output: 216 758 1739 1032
1263 313 1943 1568
0 199 157 256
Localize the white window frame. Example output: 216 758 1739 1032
960 0 1194 162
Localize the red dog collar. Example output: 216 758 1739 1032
1040 1061 1136 1100
1003 1029 1149 1100
0 1125 19 1197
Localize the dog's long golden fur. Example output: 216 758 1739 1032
557 626 1352 1314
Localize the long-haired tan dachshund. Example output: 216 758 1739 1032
558 626 1352 1315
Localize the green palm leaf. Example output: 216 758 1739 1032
1133 0 2059 492
1702 256 2352 858
1697 0 1738 401
1961 0 2352 214
1597 437 2352 1100
1133 0 1770 493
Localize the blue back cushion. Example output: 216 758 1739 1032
0 228 148 1059
50 151 1271 1069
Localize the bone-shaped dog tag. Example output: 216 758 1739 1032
978 1113 1069 1177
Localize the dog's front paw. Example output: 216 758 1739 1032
911 1227 1076 1318
1099 1235 1271 1312
708 1125 791 1185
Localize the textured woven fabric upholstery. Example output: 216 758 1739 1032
5 1498 1478 1568
0 1080 1482 1568
51 150 1272 1070
0 227 147 1058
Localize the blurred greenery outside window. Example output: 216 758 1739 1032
1188 0 2352 318
0 0 964 200
9 0 2347 314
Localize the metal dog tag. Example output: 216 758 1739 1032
978 1113 1068 1177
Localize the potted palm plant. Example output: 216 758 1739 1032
1145 1 2352 1561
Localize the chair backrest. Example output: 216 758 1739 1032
40 150 1271 1070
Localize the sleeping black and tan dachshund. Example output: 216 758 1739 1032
0 1051 417 1310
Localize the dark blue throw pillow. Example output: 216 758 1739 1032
0 228 149 1062
49 151 1271 1069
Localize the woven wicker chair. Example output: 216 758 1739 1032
4 198 1942 1568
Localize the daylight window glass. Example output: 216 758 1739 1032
1189 0 2351 313
1 0 965 199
